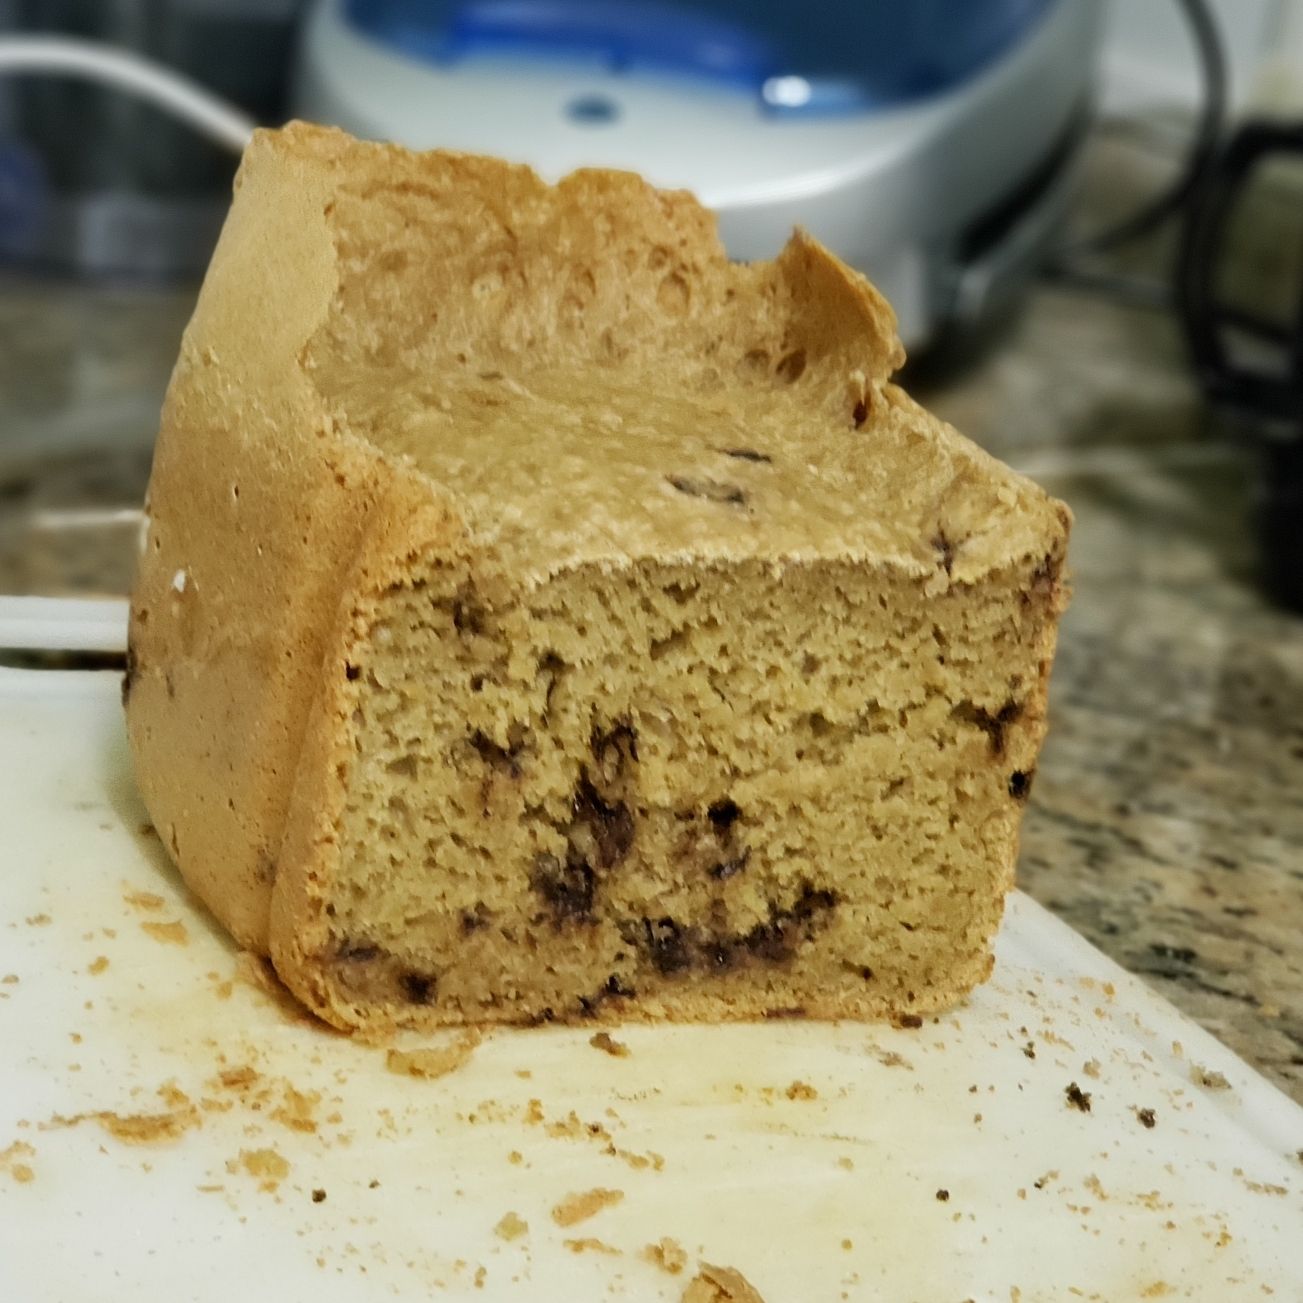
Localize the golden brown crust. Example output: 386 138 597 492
128 127 352 948
269 468 468 1025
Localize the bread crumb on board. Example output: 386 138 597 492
681 1262 767 1303
123 889 165 911
226 1147 290 1192
140 919 188 945
550 1187 624 1227
644 1238 689 1275
564 1237 621 1256
589 1032 630 1058
1064 1082 1092 1113
494 1211 528 1241
785 1081 818 1101
870 1047 912 1070
87 956 110 975
1192 1065 1231 1091
385 1032 481 1080
272 1084 321 1134
1 1139 36 1184
96 1100 201 1144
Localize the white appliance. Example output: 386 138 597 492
293 0 1104 347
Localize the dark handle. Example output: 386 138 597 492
1177 119 1303 422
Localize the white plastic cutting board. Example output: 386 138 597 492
1 668 1301 1302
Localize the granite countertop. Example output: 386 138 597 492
1 255 1301 1102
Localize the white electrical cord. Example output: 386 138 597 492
0 34 255 154
0 37 251 657
0 597 129 653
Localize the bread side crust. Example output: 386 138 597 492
125 128 383 949
269 471 468 1028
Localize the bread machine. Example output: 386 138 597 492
292 0 1104 348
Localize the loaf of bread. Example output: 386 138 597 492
125 123 1069 1032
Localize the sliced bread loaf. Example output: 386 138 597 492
126 123 1070 1031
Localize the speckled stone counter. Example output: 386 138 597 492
2 267 1301 1103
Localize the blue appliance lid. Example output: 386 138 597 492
343 0 1058 116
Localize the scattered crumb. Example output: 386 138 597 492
474 1265 486 1289
840 1239 852 1251
1065 1082 1092 1113
1033 1170 1059 1191
1136 1108 1157 1130
1082 1059 1102 1080
123 891 164 912
215 1065 259 1091
551 1187 624 1228
589 1032 630 1058
837 1157 854 1171
87 956 109 975
226 1147 289 1192
870 1047 912 1070
94 1094 201 1144
157 1082 189 1110
140 920 188 945
494 1212 528 1242
935 1189 950 1202
644 1238 689 1275
785 1081 818 1101
681 1262 767 1303
312 1189 327 1203
564 1238 621 1256
25 914 51 927
386 1032 481 1081
1 974 18 984
2 1140 36 1183
507 1150 523 1165
272 1085 320 1134
1140 1284 1174 1298
1192 1066 1231 1091
892 1013 924 1030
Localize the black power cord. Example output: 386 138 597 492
1045 0 1229 300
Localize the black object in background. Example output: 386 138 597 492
1178 121 1303 614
